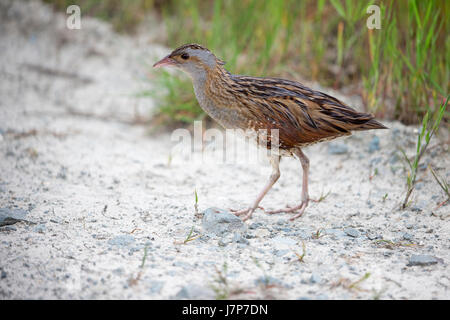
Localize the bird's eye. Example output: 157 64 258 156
181 53 189 60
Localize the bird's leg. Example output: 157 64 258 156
231 155 281 221
265 149 310 220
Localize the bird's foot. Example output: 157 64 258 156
264 200 309 221
230 206 263 221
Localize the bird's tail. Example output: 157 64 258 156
355 118 388 131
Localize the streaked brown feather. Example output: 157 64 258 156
204 69 386 150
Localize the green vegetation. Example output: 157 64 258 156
429 165 449 205
400 96 448 209
155 0 449 126
46 0 449 126
44 0 156 32
173 226 200 244
210 262 230 300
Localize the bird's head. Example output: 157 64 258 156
153 43 224 79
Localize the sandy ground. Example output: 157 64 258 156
0 0 449 300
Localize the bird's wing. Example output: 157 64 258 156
231 75 386 148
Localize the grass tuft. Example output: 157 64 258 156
45 1 449 125
400 96 448 209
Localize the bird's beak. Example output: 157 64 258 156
153 55 176 68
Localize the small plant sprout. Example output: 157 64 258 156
373 239 418 249
140 245 149 269
129 245 149 286
401 96 448 209
332 272 371 292
369 167 378 181
311 190 331 203
194 189 199 214
167 152 173 167
251 257 273 288
211 262 229 300
382 193 388 202
429 165 449 208
312 228 325 239
348 272 371 290
174 226 200 245
292 242 306 263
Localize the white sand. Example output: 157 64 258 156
0 0 448 299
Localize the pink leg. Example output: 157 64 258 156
231 156 281 221
265 149 310 220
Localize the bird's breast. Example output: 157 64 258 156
193 81 248 130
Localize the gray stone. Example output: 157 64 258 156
249 222 262 230
1 268 6 279
254 276 282 287
344 228 360 238
33 224 46 233
310 273 322 284
0 226 17 232
0 208 29 226
274 249 289 257
202 207 246 237
174 284 215 300
218 238 228 247
389 153 400 164
232 232 249 245
324 228 346 239
370 157 382 166
366 232 380 240
112 268 124 275
245 233 256 239
288 230 311 240
415 182 424 190
148 281 164 294
56 166 68 179
407 255 441 266
402 233 413 241
108 235 135 247
368 136 380 153
328 143 348 155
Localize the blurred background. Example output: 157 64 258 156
44 0 449 127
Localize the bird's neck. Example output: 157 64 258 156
191 65 231 102
191 64 230 88
191 65 236 127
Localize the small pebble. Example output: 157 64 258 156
33 224 46 234
0 226 17 232
148 281 164 294
328 143 348 155
218 238 229 247
232 233 249 245
310 273 322 284
249 222 262 230
407 255 440 266
368 136 380 153
175 284 215 300
403 233 413 241
108 235 135 247
202 207 246 236
254 276 282 287
344 228 360 238
366 232 380 240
